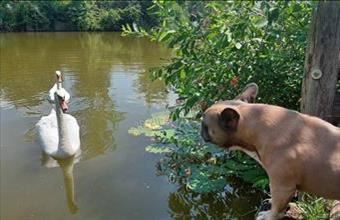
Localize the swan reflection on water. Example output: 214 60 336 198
41 150 81 214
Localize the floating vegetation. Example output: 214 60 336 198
129 112 269 193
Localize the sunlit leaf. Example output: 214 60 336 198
235 42 242 49
145 144 173 154
187 173 226 193
254 17 268 28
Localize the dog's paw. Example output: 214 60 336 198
286 202 304 219
256 199 272 220
256 210 271 220
259 198 272 212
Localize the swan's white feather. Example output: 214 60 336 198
36 109 80 159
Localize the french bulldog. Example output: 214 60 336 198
201 83 340 219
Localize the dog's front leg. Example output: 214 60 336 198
257 180 296 220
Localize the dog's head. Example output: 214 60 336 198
201 83 258 148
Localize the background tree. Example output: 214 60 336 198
0 0 158 32
129 1 313 118
301 1 340 125
300 2 340 219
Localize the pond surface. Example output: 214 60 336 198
0 32 262 220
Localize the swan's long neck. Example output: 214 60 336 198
54 93 72 155
56 72 62 90
57 81 62 90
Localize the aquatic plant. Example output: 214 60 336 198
129 112 268 193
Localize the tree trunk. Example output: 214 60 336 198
301 2 340 219
301 1 340 123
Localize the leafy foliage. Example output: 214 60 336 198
67 1 102 31
0 0 158 32
129 112 268 193
0 1 51 31
124 1 314 119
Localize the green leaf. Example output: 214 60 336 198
180 69 186 79
145 144 173 154
254 17 268 28
235 42 242 49
158 30 176 42
187 171 226 193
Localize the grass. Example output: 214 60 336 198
297 194 329 220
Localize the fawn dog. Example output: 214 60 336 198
201 83 340 219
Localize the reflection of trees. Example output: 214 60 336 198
66 33 124 158
168 181 264 220
0 32 171 109
134 70 168 106
131 38 171 106
0 33 62 108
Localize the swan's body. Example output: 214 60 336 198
36 109 80 158
37 73 80 159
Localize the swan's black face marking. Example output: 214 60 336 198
61 106 68 113
57 94 65 101
56 94 68 113
61 100 68 113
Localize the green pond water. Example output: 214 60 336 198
0 32 262 220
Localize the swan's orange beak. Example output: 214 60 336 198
61 100 68 113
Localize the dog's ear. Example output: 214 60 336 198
219 108 240 131
235 83 258 103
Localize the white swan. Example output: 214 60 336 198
48 71 70 103
36 73 80 159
